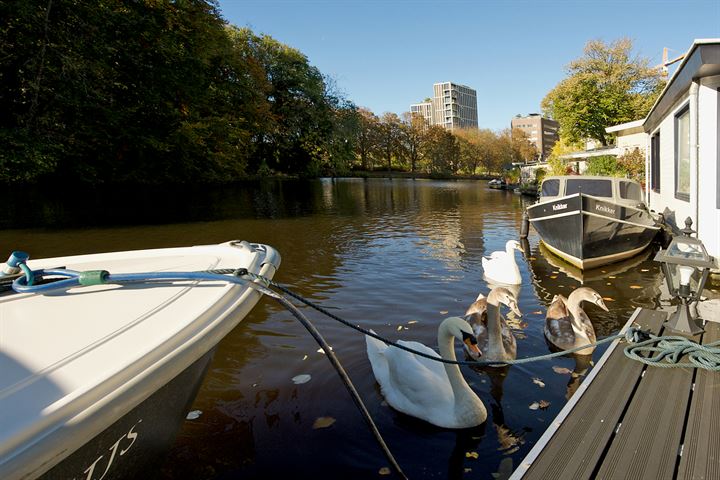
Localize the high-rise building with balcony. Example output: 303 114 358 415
410 82 478 130
511 113 559 161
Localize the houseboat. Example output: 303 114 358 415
527 175 661 269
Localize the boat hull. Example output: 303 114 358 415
39 348 214 480
527 194 659 269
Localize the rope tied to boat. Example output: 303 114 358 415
8 262 718 371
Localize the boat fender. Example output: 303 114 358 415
79 269 110 286
2 250 29 276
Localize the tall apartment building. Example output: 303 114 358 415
511 113 559 161
410 82 478 130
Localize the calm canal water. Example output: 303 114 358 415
1 179 667 479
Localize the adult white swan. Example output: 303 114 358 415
544 287 608 356
464 287 522 364
481 240 524 285
365 316 487 429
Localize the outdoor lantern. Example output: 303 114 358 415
654 217 716 335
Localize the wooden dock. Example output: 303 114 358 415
511 307 720 480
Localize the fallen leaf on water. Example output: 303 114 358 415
641 268 649 272
532 310 543 315
549 275 558 279
532 377 545 388
302 355 308 361
292 374 311 385
313 417 336 429
397 325 403 331
606 282 612 286
629 285 642 289
316 346 333 354
529 256 537 260
379 467 391 476
552 366 572 375
602 297 615 302
552 271 559 274
608 276 617 279
465 451 479 459
440 310 449 315
407 320 418 324
529 402 540 410
186 410 202 420
538 400 551 409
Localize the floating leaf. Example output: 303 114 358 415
532 377 545 388
313 417 336 429
529 402 540 410
529 256 537 260
641 269 650 272
549 275 558 279
539 400 551 409
552 271 559 274
608 276 617 279
606 282 612 286
440 310 449 315
292 374 311 385
532 311 543 315
397 325 403 331
602 297 615 302
465 451 479 459
302 355 308 361
186 410 202 420
379 467 391 476
407 320 418 324
552 366 572 375
629 285 642 289
316 346 333 354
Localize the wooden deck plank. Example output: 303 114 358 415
517 308 667 480
677 320 720 480
596 322 701 480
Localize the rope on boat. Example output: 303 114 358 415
11 264 720 371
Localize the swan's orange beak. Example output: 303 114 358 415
464 339 482 359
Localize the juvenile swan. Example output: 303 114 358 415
465 287 522 364
366 317 487 428
544 287 608 356
481 240 524 285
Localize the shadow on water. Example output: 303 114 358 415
1 178 669 480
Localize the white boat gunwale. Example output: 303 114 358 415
0 241 280 480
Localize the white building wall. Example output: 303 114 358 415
617 131 647 152
697 78 720 260
647 79 720 261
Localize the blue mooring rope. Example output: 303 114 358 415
9 262 720 371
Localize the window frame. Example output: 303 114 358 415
674 104 691 202
650 132 661 193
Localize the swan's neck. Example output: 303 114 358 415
437 326 479 404
485 302 506 358
505 243 514 256
567 296 591 335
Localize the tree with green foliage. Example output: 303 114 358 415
541 38 665 146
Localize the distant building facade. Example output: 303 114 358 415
511 114 559 161
410 82 478 130
409 101 433 125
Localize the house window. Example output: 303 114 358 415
650 133 660 192
675 106 690 201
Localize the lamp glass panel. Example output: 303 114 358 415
667 239 707 262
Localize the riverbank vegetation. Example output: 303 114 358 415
1 0 529 185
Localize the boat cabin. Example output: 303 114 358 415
539 175 646 208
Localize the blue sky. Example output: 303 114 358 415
217 0 720 131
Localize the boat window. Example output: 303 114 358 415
541 179 560 197
619 181 642 200
566 179 612 197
